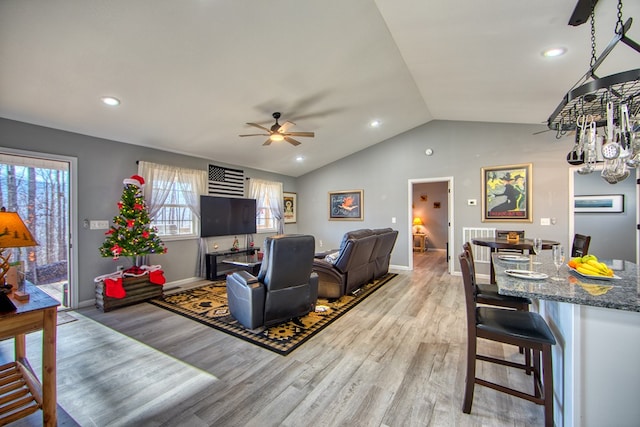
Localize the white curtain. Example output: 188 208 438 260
138 161 208 274
248 178 284 234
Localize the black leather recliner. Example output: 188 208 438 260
312 229 378 299
226 234 318 329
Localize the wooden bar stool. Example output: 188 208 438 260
459 251 556 427
463 242 532 371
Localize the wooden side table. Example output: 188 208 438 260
0 283 59 426
413 233 427 252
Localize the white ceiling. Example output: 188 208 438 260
1 0 638 176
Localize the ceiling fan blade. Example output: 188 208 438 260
262 139 272 146
247 122 271 132
284 137 301 146
285 132 314 137
239 133 269 137
278 121 296 133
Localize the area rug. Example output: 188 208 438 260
149 273 398 355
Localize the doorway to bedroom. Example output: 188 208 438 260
409 177 453 274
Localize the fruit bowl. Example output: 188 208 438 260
568 266 620 281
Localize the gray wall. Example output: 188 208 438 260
0 118 297 304
574 169 636 261
297 120 590 272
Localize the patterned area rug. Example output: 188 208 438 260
149 273 398 355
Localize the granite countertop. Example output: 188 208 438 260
492 253 640 312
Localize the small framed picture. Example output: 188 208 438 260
283 192 297 223
328 190 363 221
574 194 624 213
481 163 532 222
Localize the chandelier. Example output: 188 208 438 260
547 0 640 183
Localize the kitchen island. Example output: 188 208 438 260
493 253 640 427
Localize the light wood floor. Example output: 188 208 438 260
3 250 545 426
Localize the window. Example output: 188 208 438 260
150 181 196 237
138 161 207 240
248 179 284 234
256 195 277 233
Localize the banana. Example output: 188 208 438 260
586 260 609 274
577 265 610 277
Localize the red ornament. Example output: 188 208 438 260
134 203 144 211
142 230 149 238
127 219 135 228
117 201 123 209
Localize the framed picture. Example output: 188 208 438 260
481 163 532 222
574 194 624 213
329 190 363 221
283 192 297 223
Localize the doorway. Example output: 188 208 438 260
0 148 78 309
408 177 454 274
569 166 638 263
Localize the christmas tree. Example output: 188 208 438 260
99 175 167 266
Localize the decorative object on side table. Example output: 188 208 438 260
94 175 167 311
0 209 38 306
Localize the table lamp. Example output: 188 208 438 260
412 217 424 234
0 211 38 305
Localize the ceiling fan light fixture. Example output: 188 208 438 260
270 134 284 142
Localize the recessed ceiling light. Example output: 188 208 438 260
101 96 121 106
370 120 381 128
295 156 304 162
542 47 567 58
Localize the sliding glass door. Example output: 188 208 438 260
0 150 74 308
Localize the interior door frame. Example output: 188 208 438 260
568 165 639 265
407 176 454 274
0 146 79 309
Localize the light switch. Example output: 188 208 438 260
90 220 110 230
540 218 551 226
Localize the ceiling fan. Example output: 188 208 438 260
239 112 315 146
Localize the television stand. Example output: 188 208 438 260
205 247 259 280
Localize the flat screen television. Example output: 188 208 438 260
200 195 257 237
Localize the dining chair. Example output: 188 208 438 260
462 242 531 311
463 242 532 369
458 251 556 427
571 233 591 257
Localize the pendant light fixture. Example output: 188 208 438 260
548 0 640 184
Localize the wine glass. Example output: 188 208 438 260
532 238 543 265
551 245 565 281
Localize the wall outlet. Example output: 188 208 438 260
391 217 396 223
90 220 109 230
319 240 323 247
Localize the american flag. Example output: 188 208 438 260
208 165 245 197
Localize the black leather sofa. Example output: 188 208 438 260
312 228 398 298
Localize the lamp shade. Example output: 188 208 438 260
0 212 38 248
412 217 424 226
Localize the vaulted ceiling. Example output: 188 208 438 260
0 0 637 176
